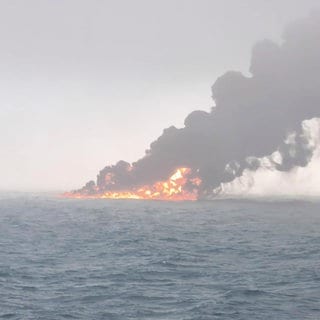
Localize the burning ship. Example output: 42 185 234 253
64 167 201 201
65 13 320 201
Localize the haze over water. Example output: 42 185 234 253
1 193 320 319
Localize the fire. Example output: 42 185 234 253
64 167 201 201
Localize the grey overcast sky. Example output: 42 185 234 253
0 0 319 191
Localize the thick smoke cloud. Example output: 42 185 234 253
215 119 320 197
79 12 320 198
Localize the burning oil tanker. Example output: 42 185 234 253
65 13 320 201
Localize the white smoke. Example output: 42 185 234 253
213 118 320 198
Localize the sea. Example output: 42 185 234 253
1 192 320 319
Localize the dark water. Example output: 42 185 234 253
1 193 320 319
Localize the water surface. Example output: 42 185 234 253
1 193 320 319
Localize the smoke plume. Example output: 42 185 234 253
76 12 320 198
214 118 320 197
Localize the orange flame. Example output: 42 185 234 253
64 167 201 201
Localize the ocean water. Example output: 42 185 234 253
0 193 320 319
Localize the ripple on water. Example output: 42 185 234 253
0 194 320 319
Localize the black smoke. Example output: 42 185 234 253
76 12 320 198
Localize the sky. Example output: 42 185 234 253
1 0 319 191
